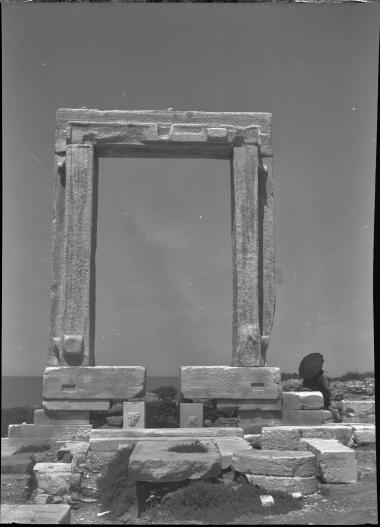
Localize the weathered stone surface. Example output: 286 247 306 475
282 392 324 410
231 145 263 366
351 424 376 445
33 463 72 495
129 440 221 482
0 504 71 524
1 438 19 457
91 427 243 438
245 474 317 495
213 437 252 469
282 409 323 425
123 401 145 429
0 474 31 504
181 366 280 399
1 453 35 474
34 409 90 425
238 409 282 433
43 366 146 400
180 403 203 428
232 449 316 477
217 398 282 411
243 434 262 448
8 424 92 441
43 400 110 411
300 438 357 483
341 400 375 423
261 425 353 450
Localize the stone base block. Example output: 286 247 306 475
43 366 146 401
181 366 281 400
0 504 71 524
282 392 323 410
123 401 145 429
238 410 282 434
245 474 317 495
261 425 354 450
129 439 221 482
0 474 31 504
34 409 90 425
33 463 72 495
300 438 357 483
180 403 203 428
351 424 376 445
8 424 92 442
213 437 252 469
341 400 375 423
282 409 323 425
232 449 316 477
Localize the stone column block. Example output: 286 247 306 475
123 401 146 429
180 403 203 428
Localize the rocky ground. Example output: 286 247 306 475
281 377 375 400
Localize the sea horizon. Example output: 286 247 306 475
1 375 180 409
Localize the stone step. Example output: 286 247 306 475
350 424 376 445
299 438 357 483
90 426 244 438
232 449 316 477
261 424 354 450
0 504 71 524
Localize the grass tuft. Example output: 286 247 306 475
167 440 208 453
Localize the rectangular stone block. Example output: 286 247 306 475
232 449 316 477
8 424 92 441
282 392 323 410
181 366 280 399
43 366 146 400
261 425 354 450
0 504 71 524
245 474 317 495
34 409 90 425
260 495 274 507
123 401 146 429
180 403 204 428
217 399 282 411
33 463 72 495
43 399 110 411
351 424 376 445
300 438 357 483
282 409 323 425
213 437 252 470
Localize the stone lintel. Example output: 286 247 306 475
43 366 146 400
180 366 280 399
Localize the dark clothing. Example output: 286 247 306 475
302 370 331 409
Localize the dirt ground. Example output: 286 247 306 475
69 447 377 525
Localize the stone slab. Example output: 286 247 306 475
245 474 317 495
232 449 316 477
351 424 376 445
43 400 110 411
0 474 31 504
282 392 323 410
261 425 354 450
181 366 280 399
34 409 90 425
0 504 71 524
43 366 146 400
341 400 375 423
300 438 357 483
1 453 35 474
282 409 323 425
8 424 92 441
90 427 244 438
180 403 203 428
213 437 252 470
129 439 221 482
123 401 145 429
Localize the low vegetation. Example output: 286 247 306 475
167 440 208 453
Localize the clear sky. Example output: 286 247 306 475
2 3 378 377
